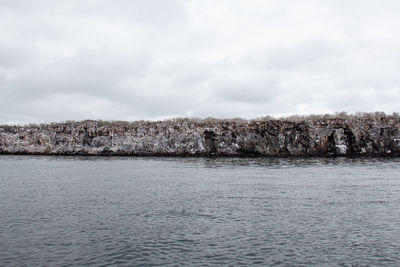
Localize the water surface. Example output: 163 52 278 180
1 156 399 266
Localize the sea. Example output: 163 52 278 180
0 155 399 266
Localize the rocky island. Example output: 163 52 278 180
1 113 399 157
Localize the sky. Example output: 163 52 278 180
1 0 400 124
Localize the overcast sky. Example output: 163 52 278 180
1 0 400 124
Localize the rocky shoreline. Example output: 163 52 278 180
1 114 400 157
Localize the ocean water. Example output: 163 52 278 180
0 156 399 266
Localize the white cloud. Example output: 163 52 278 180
0 0 399 124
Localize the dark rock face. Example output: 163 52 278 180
1 116 400 157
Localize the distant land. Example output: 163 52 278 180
1 112 399 157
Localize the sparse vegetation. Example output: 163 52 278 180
2 112 398 127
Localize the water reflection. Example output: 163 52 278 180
1 154 399 168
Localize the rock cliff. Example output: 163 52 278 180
1 114 400 157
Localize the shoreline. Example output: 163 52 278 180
0 151 399 158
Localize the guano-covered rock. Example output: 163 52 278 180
1 115 400 157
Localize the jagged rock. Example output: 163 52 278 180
0 115 400 157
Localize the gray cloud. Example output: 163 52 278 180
0 0 399 124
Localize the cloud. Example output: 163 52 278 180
0 0 399 124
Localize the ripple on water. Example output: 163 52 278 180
0 156 400 266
